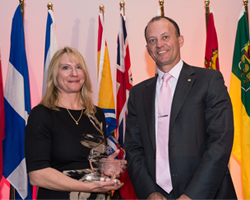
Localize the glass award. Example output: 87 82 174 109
84 135 126 184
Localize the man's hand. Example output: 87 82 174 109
177 194 192 200
147 192 167 200
102 150 127 179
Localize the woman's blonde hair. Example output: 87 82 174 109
40 46 95 115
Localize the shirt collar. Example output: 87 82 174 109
157 59 183 81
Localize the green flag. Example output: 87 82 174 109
229 6 250 199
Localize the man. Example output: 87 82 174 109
124 16 237 200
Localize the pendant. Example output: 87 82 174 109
76 122 78 125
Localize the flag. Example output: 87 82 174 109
43 8 58 95
229 6 250 199
97 12 117 138
116 10 132 148
204 8 219 70
116 9 136 200
0 49 5 180
3 5 33 199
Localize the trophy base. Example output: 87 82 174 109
84 173 121 185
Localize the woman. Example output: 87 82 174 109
25 47 124 199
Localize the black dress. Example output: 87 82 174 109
25 104 109 200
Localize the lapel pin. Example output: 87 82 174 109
188 79 191 82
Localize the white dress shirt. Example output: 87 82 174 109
155 59 183 142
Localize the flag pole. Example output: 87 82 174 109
9 181 15 199
120 1 125 16
47 2 53 10
99 4 104 19
19 0 24 20
159 0 164 16
205 0 210 31
243 0 249 27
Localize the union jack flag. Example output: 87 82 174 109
116 13 132 146
116 9 137 200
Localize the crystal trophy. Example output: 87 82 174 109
84 135 126 184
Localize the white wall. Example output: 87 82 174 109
0 0 246 199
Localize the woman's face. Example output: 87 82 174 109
56 52 85 95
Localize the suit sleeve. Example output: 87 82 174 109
124 86 159 199
184 70 234 199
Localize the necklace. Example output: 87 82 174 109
60 102 84 125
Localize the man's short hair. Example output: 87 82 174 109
144 16 180 42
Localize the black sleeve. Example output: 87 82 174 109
185 70 234 199
25 105 53 173
124 87 159 199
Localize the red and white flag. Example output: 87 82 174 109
116 9 137 200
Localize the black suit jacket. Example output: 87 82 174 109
124 63 237 199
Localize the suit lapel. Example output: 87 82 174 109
143 77 157 152
141 63 196 151
170 63 196 131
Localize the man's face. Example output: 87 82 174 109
146 18 184 72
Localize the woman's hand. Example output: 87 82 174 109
89 180 124 193
29 167 123 193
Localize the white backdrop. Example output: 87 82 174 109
0 0 246 199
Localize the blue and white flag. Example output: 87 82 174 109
3 5 33 200
43 9 58 95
